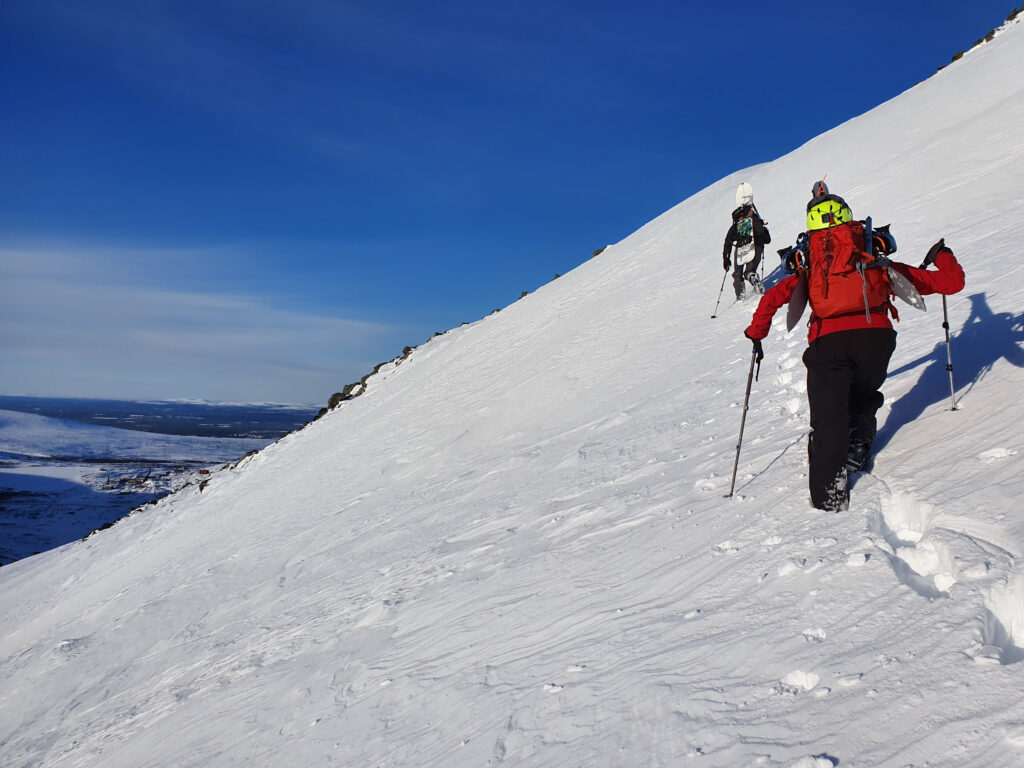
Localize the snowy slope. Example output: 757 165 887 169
2 18 1024 768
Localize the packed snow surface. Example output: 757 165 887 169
2 18 1024 768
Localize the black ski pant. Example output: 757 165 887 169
802 328 897 509
732 249 762 298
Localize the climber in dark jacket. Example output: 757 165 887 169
723 203 771 300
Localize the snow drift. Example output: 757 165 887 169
2 17 1024 768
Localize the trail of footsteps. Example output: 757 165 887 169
756 323 807 421
866 478 1024 665
696 327 808 496
771 334 806 420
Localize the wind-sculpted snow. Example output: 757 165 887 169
2 16 1024 768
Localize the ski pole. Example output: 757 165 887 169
712 244 737 319
708 246 733 319
941 295 958 410
919 240 958 411
726 342 762 497
710 270 728 319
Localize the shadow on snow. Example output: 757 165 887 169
875 293 1024 453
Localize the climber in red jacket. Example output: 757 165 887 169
743 183 965 511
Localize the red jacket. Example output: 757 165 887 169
744 249 965 343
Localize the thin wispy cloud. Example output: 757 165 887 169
0 248 405 403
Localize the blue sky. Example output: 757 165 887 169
1 0 1014 404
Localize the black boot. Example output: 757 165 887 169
808 433 850 511
822 467 850 511
846 440 872 473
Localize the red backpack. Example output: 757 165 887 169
806 220 893 321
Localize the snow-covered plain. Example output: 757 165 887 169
0 409 270 462
0 409 269 565
3 18 1024 768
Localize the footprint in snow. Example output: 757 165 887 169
1004 723 1024 747
774 371 794 386
844 537 876 568
789 756 839 768
778 557 824 577
804 536 837 548
55 637 89 658
802 627 827 643
873 491 1024 665
835 673 863 688
978 447 1018 463
695 476 718 491
978 570 1024 665
873 492 958 598
774 670 820 695
781 397 802 417
846 551 873 568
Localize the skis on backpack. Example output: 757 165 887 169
786 274 809 331
865 217 926 312
888 269 926 311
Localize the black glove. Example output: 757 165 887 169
723 255 731 271
920 238 946 269
744 331 764 362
